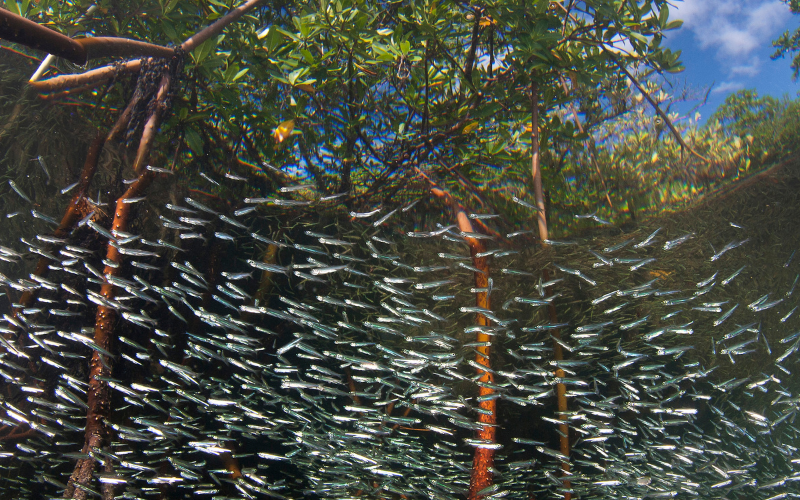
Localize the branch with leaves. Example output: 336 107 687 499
604 48 709 163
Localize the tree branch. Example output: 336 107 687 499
558 74 613 208
462 7 483 83
180 0 266 52
27 0 266 94
0 8 173 64
604 48 710 162
29 59 142 93
426 186 496 500
0 7 86 64
530 79 548 241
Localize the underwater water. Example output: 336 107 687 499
0 130 799 500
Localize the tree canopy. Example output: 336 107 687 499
2 0 688 222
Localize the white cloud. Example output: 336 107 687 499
711 81 745 94
729 57 761 77
671 0 790 62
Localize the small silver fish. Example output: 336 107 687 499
349 208 381 218
8 180 32 204
33 156 50 184
60 181 80 195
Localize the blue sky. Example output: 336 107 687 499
665 0 800 122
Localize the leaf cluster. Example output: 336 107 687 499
711 89 800 168
7 0 695 226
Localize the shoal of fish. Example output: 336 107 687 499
0 167 798 500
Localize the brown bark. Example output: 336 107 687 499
29 60 142 93
545 270 571 500
530 81 548 241
132 72 172 174
64 170 155 499
531 80 571 500
462 8 483 83
344 366 362 406
0 8 173 65
0 7 86 64
460 210 496 500
429 187 496 500
180 0 266 53
63 434 102 499
77 36 173 61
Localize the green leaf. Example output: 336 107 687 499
658 4 669 27
665 19 683 30
192 37 219 65
223 63 239 83
161 19 179 42
5 0 21 16
399 40 411 56
163 0 180 15
287 67 307 85
264 27 284 51
185 128 204 155
232 67 250 82
629 31 648 44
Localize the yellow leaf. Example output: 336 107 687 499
273 119 295 143
295 83 315 94
478 16 496 27
353 62 377 76
462 122 479 134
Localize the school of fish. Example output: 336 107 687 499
0 165 798 500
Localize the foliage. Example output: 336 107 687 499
544 80 751 235
5 0 690 219
711 89 800 168
772 0 800 79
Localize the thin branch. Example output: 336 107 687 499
29 59 142 93
29 0 266 94
78 36 173 60
558 74 613 208
462 7 483 83
65 168 156 499
530 79 548 241
604 48 710 162
180 0 266 52
30 3 98 81
132 71 172 174
426 186 496 500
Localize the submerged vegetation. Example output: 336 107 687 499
0 0 799 499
